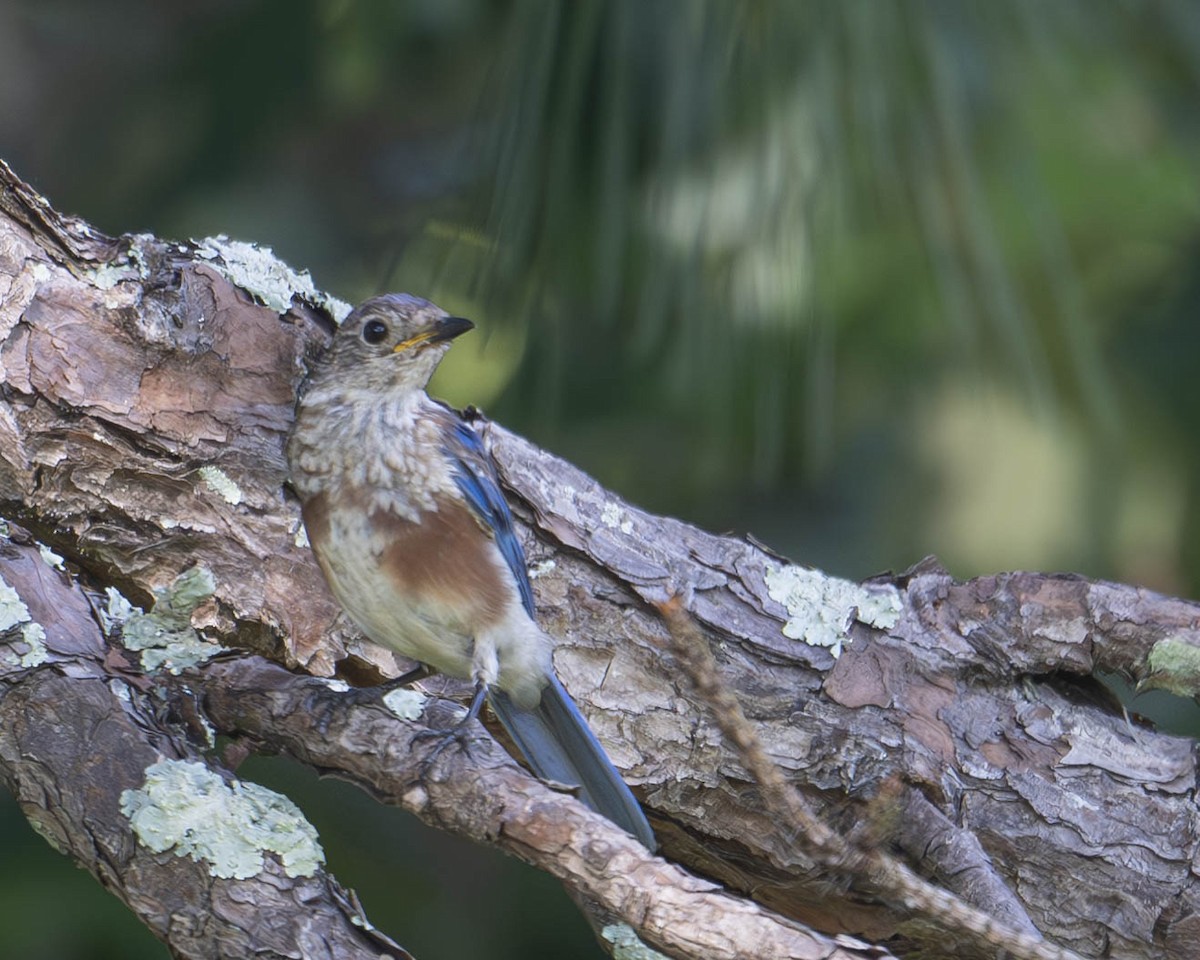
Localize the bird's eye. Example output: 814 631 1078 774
362 319 389 344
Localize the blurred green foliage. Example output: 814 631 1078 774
3 0 1200 956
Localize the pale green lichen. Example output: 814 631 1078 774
383 687 426 721
601 924 669 960
18 623 47 667
100 586 137 633
37 543 65 570
194 235 352 319
293 522 310 549
90 262 134 291
528 559 556 579
89 234 152 290
1141 636 1200 698
120 759 324 879
0 578 47 667
600 502 634 534
0 579 32 632
764 563 902 658
197 465 244 506
120 567 225 674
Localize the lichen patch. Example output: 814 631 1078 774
120 759 325 879
764 563 902 658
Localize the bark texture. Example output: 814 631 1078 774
1 158 1198 959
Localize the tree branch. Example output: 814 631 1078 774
2 157 1197 958
194 654 883 960
0 530 413 960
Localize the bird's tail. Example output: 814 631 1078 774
489 676 655 850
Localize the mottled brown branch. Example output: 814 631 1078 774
654 596 1086 960
488 427 1200 958
0 533 413 960
194 654 888 960
1 157 1199 959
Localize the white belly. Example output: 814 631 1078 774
317 504 476 679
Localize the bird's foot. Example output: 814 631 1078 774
412 680 490 776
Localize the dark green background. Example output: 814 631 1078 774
3 2 1199 956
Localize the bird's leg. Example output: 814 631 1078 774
462 678 488 723
412 678 490 774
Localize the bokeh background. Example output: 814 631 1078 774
3 1 1200 957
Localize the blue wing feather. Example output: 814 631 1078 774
439 413 656 850
442 419 537 617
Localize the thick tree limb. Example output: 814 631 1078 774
194 655 883 960
0 530 412 960
2 158 1198 958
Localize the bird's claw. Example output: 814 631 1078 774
412 678 491 777
412 718 486 777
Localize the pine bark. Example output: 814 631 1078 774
1 159 1196 960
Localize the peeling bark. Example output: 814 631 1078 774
2 158 1198 959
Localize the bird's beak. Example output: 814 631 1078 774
392 316 475 354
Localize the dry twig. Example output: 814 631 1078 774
654 596 1090 960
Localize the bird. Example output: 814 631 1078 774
286 292 654 850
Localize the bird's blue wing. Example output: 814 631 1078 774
442 418 536 617
440 413 656 850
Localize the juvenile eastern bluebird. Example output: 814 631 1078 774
287 293 654 850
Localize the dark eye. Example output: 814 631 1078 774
362 319 389 344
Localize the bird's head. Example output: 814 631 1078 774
316 293 474 394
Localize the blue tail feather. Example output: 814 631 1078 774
489 676 655 851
